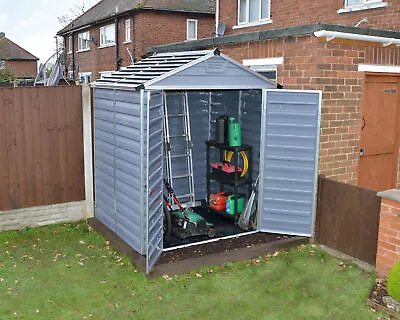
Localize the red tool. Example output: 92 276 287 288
209 192 231 211
211 161 242 174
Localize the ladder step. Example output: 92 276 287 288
177 193 195 199
172 174 191 179
169 134 186 138
171 154 189 158
168 113 185 117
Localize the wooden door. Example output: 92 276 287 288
358 75 400 191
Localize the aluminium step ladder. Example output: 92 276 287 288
163 92 197 209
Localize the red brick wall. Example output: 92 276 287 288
134 11 215 59
216 37 400 184
219 0 400 35
376 197 400 277
64 11 214 80
6 60 37 77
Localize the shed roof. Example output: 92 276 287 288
58 0 214 35
92 49 276 90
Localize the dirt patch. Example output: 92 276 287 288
367 279 400 319
158 232 289 264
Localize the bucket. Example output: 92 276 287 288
229 117 242 147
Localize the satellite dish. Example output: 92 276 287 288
212 22 226 37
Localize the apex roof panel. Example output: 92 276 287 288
92 49 276 90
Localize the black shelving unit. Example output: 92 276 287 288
206 140 253 223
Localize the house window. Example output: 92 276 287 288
77 31 90 51
187 19 198 41
68 36 72 53
243 57 283 86
238 0 270 24
345 0 382 7
125 19 131 42
0 60 5 70
100 24 115 47
78 72 92 83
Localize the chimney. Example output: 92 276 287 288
0 32 5 39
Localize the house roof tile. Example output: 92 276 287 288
0 34 38 61
58 0 214 35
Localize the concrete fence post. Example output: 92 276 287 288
82 84 94 218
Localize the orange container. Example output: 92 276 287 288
209 192 230 211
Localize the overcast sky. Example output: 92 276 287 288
0 0 101 64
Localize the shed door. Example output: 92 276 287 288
358 75 400 191
258 90 321 237
145 91 164 273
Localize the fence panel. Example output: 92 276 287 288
0 86 84 211
315 175 381 264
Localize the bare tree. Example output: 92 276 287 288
57 0 98 27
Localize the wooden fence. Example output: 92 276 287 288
0 86 85 212
315 175 381 265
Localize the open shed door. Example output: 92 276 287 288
145 91 164 273
258 90 321 237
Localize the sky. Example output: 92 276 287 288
0 0 101 65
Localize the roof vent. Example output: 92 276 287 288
0 32 5 39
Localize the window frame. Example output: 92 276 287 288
68 35 73 54
186 19 198 41
345 0 382 7
125 19 131 43
338 0 387 13
0 60 5 70
243 57 283 84
237 0 271 26
99 24 116 48
77 31 90 52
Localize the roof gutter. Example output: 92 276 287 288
314 30 400 47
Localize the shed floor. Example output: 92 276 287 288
163 205 248 248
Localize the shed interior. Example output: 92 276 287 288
162 89 263 248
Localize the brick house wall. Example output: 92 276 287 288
134 11 215 59
376 191 400 277
219 0 400 35
5 60 37 78
64 11 214 80
201 35 400 186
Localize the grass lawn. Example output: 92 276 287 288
0 222 387 319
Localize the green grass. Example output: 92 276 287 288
0 223 384 319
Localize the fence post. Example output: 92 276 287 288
82 84 94 218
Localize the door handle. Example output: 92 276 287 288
360 148 365 158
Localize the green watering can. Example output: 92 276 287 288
229 117 242 147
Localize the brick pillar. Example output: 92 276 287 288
376 190 400 277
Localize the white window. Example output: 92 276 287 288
100 24 115 47
77 31 90 51
78 72 92 83
125 19 131 42
338 0 387 12
68 36 72 53
345 0 382 7
187 19 198 41
243 57 283 85
238 0 270 25
0 60 5 70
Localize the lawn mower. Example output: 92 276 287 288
163 179 216 240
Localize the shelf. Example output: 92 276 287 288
207 172 250 186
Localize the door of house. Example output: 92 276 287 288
358 75 400 191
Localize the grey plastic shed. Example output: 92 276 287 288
92 49 322 273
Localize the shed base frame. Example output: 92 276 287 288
88 217 309 277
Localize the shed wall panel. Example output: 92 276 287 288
114 90 144 254
94 88 115 232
